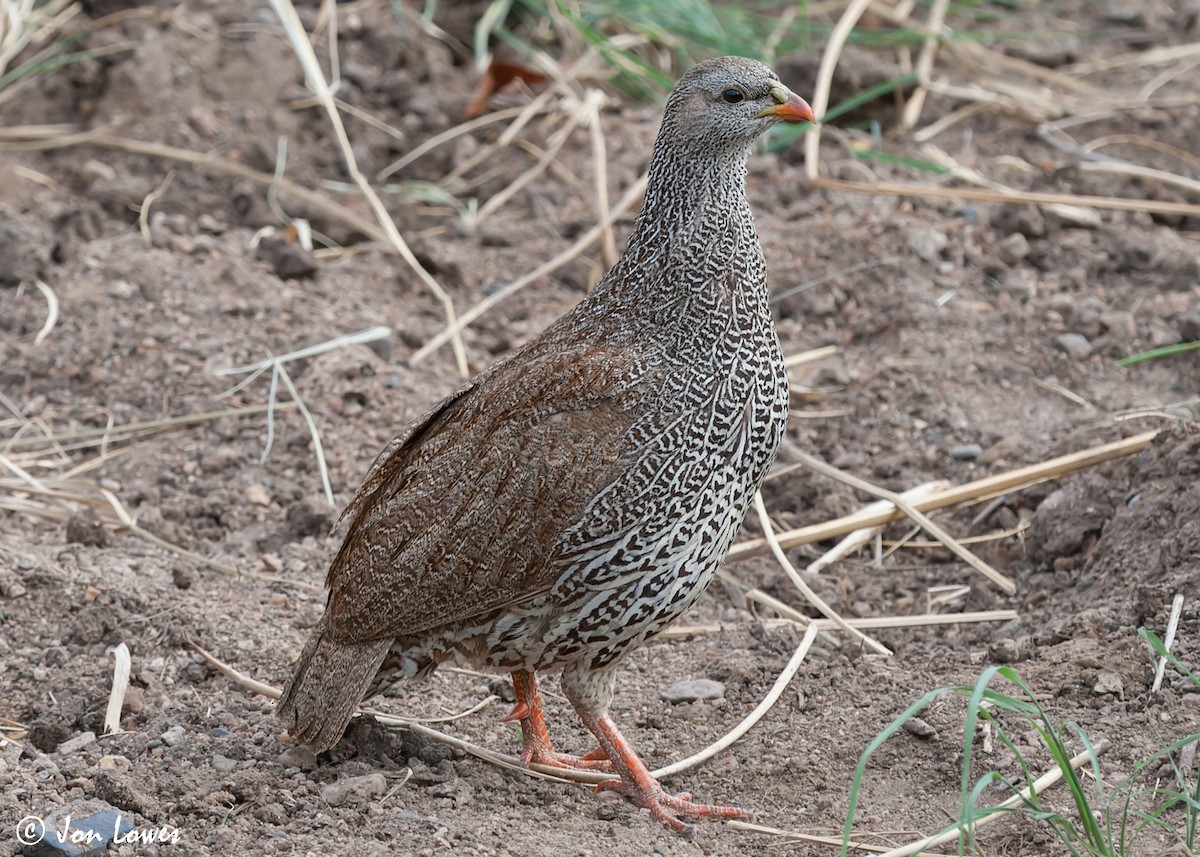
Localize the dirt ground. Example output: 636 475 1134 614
2 1 1199 855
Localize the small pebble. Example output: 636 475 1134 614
988 639 1022 663
172 567 194 590
659 678 726 704
950 443 983 461
907 226 948 263
65 507 112 547
1094 671 1124 696
98 755 132 772
1055 333 1093 360
212 753 237 773
902 717 938 740
997 232 1030 266
160 725 185 747
210 726 230 737
57 731 97 755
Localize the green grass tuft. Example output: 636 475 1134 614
843 647 1200 857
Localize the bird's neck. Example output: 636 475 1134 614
624 145 753 258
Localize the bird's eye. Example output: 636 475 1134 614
721 89 744 104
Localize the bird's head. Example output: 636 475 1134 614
661 56 815 152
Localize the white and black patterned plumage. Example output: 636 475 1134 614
278 55 813 830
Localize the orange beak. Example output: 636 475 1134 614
757 87 816 124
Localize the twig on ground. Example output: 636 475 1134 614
731 431 1159 564
753 492 891 655
102 643 131 736
1152 594 1185 693
724 434 1156 566
771 450 1015 594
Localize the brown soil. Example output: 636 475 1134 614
2 2 1199 856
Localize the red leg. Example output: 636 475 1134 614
503 670 612 772
574 706 750 832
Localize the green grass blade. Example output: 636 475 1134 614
1117 340 1200 366
840 685 954 857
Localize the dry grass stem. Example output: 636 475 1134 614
2 403 295 452
269 0 468 377
805 0 874 180
811 176 1200 219
1151 593 1185 693
377 105 544 179
731 430 1158 564
899 0 950 131
137 170 175 246
784 345 838 369
411 172 649 365
806 481 950 576
585 90 617 268
876 740 1112 857
774 450 1015 593
659 610 1020 640
754 491 891 655
726 821 954 854
102 642 131 736
30 279 57 344
652 623 820 779
472 92 594 224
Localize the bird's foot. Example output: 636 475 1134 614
505 670 614 772
595 779 751 832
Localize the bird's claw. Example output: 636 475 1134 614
524 745 614 772
594 778 751 831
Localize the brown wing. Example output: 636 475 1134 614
323 344 651 644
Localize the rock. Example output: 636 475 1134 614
1094 671 1124 696
907 227 948 263
25 807 133 857
988 639 1023 663
244 483 271 507
320 772 387 807
65 508 112 548
659 678 726 704
1055 333 1093 360
159 725 185 747
950 443 983 461
996 232 1031 266
57 732 96 755
1179 311 1200 342
902 717 938 739
91 769 157 817
211 753 237 773
277 745 318 770
97 755 131 773
171 567 193 590
256 234 317 280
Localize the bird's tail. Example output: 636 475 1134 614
276 615 392 753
